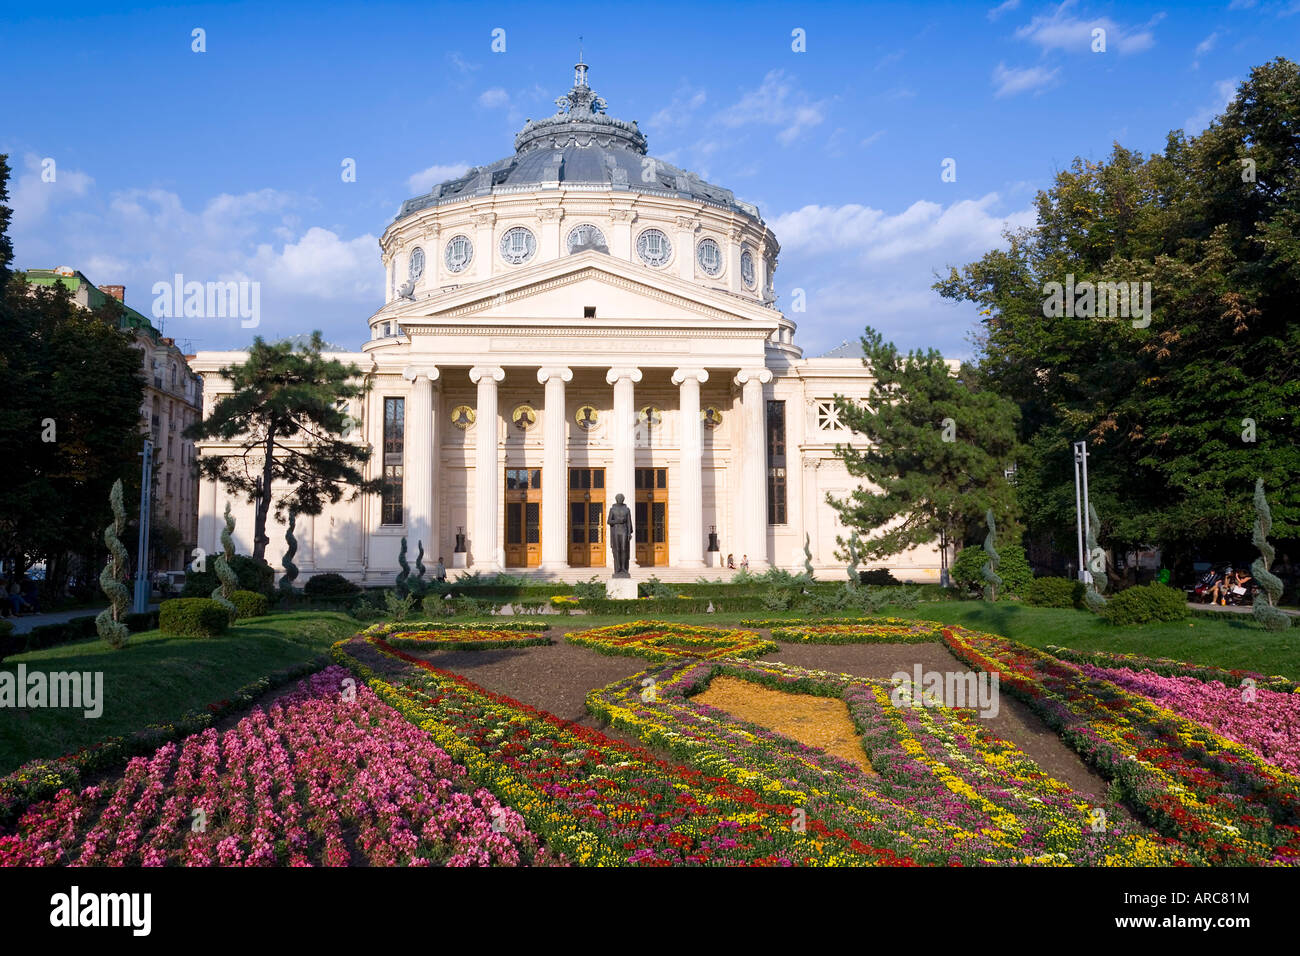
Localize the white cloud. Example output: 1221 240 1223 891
1194 32 1218 57
649 88 707 129
478 87 510 108
716 70 828 145
987 0 1021 21
770 195 1035 358
407 163 470 193
246 226 380 299
1185 78 1239 134
992 62 1060 97
9 152 94 229
1013 2 1160 55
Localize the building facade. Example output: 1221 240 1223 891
190 63 946 583
23 268 204 570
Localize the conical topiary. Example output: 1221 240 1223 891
395 536 411 597
981 508 1002 602
803 532 815 581
1251 479 1291 631
412 540 427 598
96 479 131 649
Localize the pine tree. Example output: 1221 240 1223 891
830 327 1020 585
184 332 381 561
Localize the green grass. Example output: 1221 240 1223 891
0 611 358 776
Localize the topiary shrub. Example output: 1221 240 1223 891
230 590 269 620
1024 576 1085 609
183 554 275 599
159 598 231 637
952 543 1031 597
302 573 361 599
1098 582 1188 625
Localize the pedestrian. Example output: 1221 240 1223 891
434 557 447 583
740 554 749 572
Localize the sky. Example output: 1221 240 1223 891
2 0 1295 359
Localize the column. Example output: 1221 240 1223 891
672 368 710 568
606 367 642 569
538 366 573 570
735 367 773 569
401 366 439 565
469 366 505 570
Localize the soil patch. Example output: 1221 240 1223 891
693 675 873 773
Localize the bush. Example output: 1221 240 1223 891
182 554 275 598
421 594 454 618
858 568 902 586
1024 576 1086 609
230 590 269 620
951 544 1031 596
1098 582 1188 625
302 573 361 598
159 598 231 637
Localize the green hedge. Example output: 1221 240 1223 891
231 590 270 620
1024 576 1085 609
1098 582 1189 625
303 573 361 598
0 610 159 663
182 554 276 598
159 598 231 637
951 543 1032 596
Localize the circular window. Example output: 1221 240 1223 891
697 238 722 276
566 223 608 254
408 247 425 280
450 405 476 430
574 405 600 430
740 247 755 288
636 228 672 267
499 226 537 265
444 235 473 274
511 404 537 431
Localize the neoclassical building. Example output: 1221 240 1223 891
190 62 945 583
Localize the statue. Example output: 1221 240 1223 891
607 492 633 577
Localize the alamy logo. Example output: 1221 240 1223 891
50 886 151 936
890 664 1000 718
1041 274 1152 328
151 273 260 328
0 664 103 718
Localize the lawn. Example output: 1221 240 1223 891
0 611 357 776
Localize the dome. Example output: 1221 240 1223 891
395 59 761 224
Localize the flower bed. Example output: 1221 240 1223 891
1078 664 1300 777
941 624 1300 865
564 620 777 662
363 620 545 636
586 656 1183 866
1045 646 1300 694
340 634 922 865
0 667 558 867
761 619 944 644
385 629 551 651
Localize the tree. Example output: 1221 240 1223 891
185 332 382 562
829 326 1021 585
0 155 146 591
935 58 1300 559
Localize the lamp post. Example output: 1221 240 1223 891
132 438 154 613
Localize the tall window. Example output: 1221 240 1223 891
381 397 404 525
766 400 787 525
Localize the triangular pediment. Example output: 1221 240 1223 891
378 251 780 329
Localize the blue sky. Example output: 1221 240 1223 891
3 0 1294 358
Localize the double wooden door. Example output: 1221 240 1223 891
504 468 541 568
568 467 605 567
635 467 668 567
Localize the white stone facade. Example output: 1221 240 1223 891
189 65 946 583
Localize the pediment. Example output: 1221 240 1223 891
383 252 779 328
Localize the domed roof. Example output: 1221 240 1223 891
395 60 761 224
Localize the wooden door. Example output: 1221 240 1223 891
568 468 605 567
634 467 668 567
504 468 542 568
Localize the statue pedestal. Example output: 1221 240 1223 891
605 576 637 601
452 553 467 569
